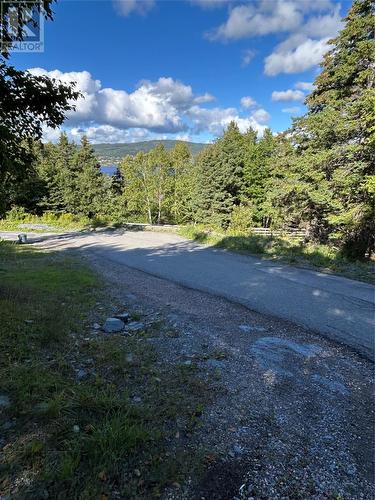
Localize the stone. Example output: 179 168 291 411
103 317 125 333
17 233 27 243
0 395 10 409
126 321 145 332
114 312 130 322
92 323 101 330
76 369 88 381
73 425 80 433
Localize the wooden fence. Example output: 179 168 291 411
121 223 306 238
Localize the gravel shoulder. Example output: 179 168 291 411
83 249 374 499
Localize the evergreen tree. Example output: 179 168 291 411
196 122 245 227
242 128 276 225
267 0 374 258
69 136 106 217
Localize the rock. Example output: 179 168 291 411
73 425 80 433
17 233 27 244
126 353 134 363
126 321 145 332
92 323 101 330
103 317 125 333
0 395 10 409
76 369 88 381
114 312 130 322
133 396 142 403
24 319 34 324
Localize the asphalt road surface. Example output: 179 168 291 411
2 229 374 360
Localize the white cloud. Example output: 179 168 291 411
282 106 301 114
302 5 342 38
206 0 343 75
251 108 270 123
113 0 155 17
29 68 270 142
240 96 257 108
271 89 305 101
208 1 302 41
188 105 268 136
295 81 314 91
241 49 255 67
265 36 331 76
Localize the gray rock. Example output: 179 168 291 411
92 322 101 330
126 321 145 332
103 317 125 333
114 312 130 322
250 337 322 378
76 369 88 380
0 395 10 409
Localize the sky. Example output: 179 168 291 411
11 0 351 144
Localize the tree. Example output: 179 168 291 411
196 122 245 227
67 136 106 217
267 0 374 258
242 128 276 226
0 1 79 216
170 141 195 223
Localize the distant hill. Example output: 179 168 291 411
93 140 207 165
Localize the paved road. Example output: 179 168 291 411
2 229 374 360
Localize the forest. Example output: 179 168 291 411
1 0 374 261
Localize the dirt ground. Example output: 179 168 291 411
81 249 375 500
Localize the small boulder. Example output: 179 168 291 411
114 312 130 322
103 317 125 333
126 321 145 332
92 323 101 330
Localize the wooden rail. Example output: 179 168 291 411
121 223 306 238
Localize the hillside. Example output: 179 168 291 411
93 140 207 165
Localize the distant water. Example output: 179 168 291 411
100 165 117 176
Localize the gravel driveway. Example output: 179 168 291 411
84 249 374 499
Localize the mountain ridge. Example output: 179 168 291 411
93 139 207 165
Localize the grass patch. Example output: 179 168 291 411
0 242 212 498
178 225 375 284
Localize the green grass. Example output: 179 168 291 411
178 225 375 284
0 211 91 233
0 242 212 498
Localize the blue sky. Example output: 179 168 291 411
11 0 350 143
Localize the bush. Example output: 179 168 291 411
229 204 254 234
5 206 28 221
